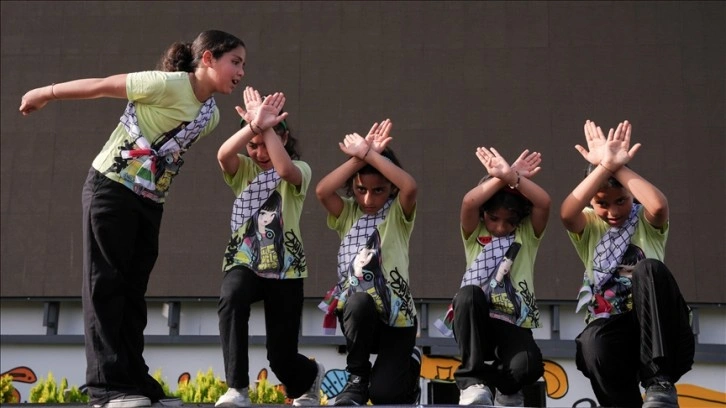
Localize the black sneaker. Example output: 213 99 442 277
643 379 678 408
334 374 369 406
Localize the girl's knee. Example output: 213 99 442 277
576 333 609 364
454 285 485 306
633 259 670 280
268 354 293 375
509 350 544 384
345 292 376 316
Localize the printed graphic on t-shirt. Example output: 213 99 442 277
342 230 392 320
476 236 537 327
339 230 414 326
591 243 645 317
223 191 305 279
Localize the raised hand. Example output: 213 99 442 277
339 132 370 159
236 92 288 132
601 120 641 172
235 86 264 125
575 120 608 165
364 119 393 154
510 149 542 178
475 147 514 182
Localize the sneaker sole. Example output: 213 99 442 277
643 403 678 408
100 399 152 408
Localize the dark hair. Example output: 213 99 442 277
157 30 245 72
585 163 624 189
344 147 402 197
585 163 639 206
478 175 532 226
240 114 300 160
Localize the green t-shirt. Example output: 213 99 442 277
328 196 418 327
461 218 543 328
92 71 220 202
567 206 668 322
222 156 311 279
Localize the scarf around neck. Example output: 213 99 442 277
576 203 641 314
116 98 216 201
434 232 516 337
230 168 282 233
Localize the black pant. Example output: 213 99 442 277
575 259 695 407
217 267 318 398
81 168 166 404
452 285 544 395
339 292 420 404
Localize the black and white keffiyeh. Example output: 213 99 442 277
460 234 515 288
576 203 641 313
118 98 216 193
336 198 393 279
230 168 281 232
433 233 515 337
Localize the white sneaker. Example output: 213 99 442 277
215 387 250 408
292 361 325 406
459 384 493 405
94 395 151 408
494 389 523 407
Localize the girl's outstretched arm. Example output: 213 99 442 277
19 74 128 115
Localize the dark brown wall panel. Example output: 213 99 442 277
2 1 724 303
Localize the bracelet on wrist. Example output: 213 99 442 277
599 163 615 174
249 122 263 136
508 171 520 189
363 146 371 159
50 83 57 99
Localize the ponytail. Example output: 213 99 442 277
156 42 194 72
156 30 245 73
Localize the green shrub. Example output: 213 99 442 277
1 374 18 403
175 368 227 403
249 377 286 404
151 369 173 398
28 372 88 403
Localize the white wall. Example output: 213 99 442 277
2 300 724 406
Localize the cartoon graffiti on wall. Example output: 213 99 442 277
416 355 726 406
1 366 37 402
3 361 725 406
